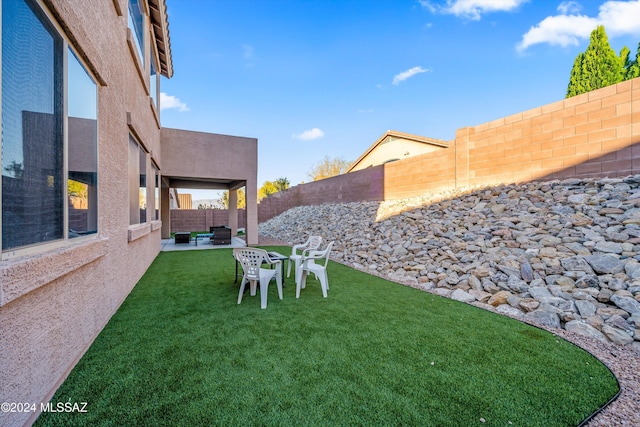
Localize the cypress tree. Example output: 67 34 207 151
566 52 586 98
566 26 626 98
626 42 640 79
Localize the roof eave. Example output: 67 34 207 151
148 0 173 78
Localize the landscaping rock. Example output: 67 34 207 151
451 289 476 303
525 310 561 329
611 294 640 316
259 175 640 354
602 324 634 346
584 255 625 275
565 320 608 342
488 291 512 307
496 304 524 318
575 300 597 318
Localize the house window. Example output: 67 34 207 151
128 0 144 66
68 49 98 238
152 163 160 221
139 145 147 223
150 45 158 108
128 135 147 225
1 0 98 252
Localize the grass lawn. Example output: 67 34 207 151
36 247 618 427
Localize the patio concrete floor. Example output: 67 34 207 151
160 236 247 251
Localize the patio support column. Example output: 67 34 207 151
161 185 171 238
245 179 258 246
228 189 238 236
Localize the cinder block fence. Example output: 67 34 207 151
258 78 640 222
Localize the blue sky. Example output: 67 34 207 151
159 0 640 201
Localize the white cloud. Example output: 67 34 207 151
392 66 430 85
418 0 438 14
557 1 581 15
292 128 325 141
598 0 640 36
517 0 640 52
242 44 254 60
420 0 528 21
517 14 598 51
160 92 189 112
242 44 256 67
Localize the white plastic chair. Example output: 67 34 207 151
234 248 283 309
296 241 334 299
288 235 322 284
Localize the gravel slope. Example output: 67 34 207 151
259 176 640 426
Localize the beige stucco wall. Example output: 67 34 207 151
161 128 259 245
0 2 164 426
350 138 444 172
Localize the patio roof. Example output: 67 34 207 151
160 127 256 193
159 127 259 245
167 177 246 191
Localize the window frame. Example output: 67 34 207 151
149 35 159 109
128 133 148 226
1 0 100 259
127 0 145 67
67 47 99 240
138 141 147 224
151 161 160 221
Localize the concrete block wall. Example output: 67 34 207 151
257 77 640 223
170 209 247 233
258 166 385 223
383 141 457 200
465 78 640 187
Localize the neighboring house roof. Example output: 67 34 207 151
177 193 192 210
347 130 448 172
149 0 173 78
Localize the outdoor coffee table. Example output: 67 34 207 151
194 233 213 246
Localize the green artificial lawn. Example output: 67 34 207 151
36 247 619 427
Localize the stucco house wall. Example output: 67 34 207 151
1 4 260 423
1 2 164 426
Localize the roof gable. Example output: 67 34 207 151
347 130 447 172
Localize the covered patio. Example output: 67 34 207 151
160 235 246 251
160 127 258 246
